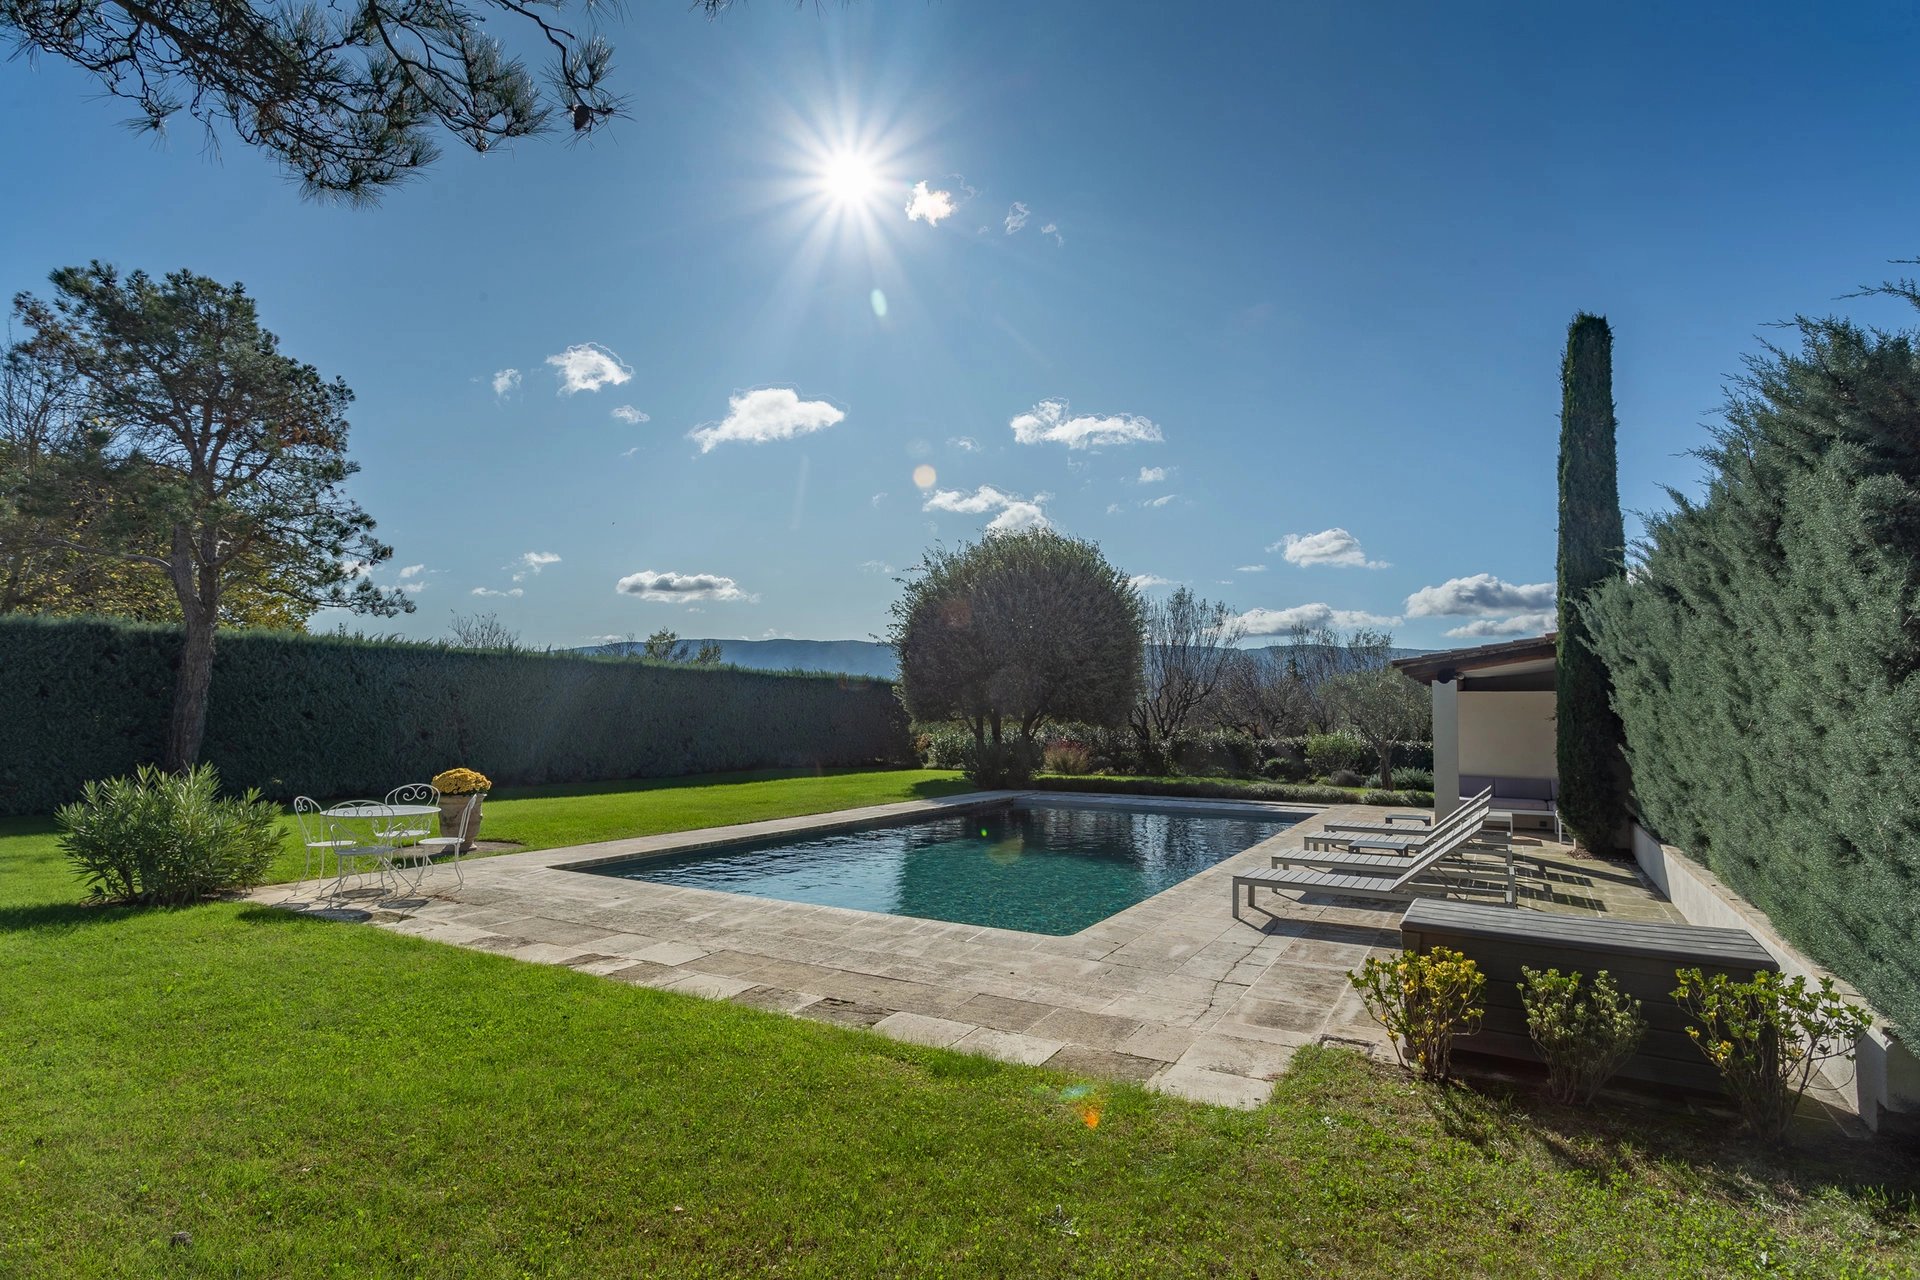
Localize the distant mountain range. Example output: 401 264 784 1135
571 638 1431 681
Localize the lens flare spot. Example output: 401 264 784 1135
913 464 937 489
1078 1103 1102 1129
870 288 888 317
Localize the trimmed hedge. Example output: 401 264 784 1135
1031 774 1435 809
1585 299 1920 1034
0 616 912 815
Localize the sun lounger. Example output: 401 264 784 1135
1301 792 1490 854
1319 787 1493 839
1232 817 1516 914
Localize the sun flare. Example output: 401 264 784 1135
819 150 882 206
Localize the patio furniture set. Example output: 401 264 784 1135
291 783 481 903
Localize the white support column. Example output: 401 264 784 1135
1432 677 1460 819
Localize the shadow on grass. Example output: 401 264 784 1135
234 904 371 926
0 900 137 934
1416 1058 1920 1228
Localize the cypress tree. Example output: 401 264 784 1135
1555 313 1629 851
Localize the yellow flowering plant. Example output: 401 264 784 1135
1673 968 1871 1143
431 767 492 796
1348 946 1486 1083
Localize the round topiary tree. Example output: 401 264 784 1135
888 529 1144 785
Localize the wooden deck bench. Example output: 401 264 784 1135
1399 899 1778 1094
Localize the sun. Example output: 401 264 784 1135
819 149 882 206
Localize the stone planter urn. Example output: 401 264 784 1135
437 793 486 852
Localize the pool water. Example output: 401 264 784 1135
578 801 1298 935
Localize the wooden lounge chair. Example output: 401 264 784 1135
1231 818 1515 915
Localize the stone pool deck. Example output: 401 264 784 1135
253 792 1682 1109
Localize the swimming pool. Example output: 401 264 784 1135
576 800 1299 934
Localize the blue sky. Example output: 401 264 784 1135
4 2 1918 650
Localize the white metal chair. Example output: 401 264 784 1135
292 796 354 884
323 804 399 903
411 792 479 885
382 783 440 843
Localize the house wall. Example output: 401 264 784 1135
1458 690 1557 780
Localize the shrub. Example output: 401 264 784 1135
1261 755 1310 783
56 764 281 906
1041 739 1094 775
1349 947 1486 1083
1673 969 1872 1143
1520 967 1646 1105
1167 729 1260 778
914 725 973 770
1304 732 1371 777
1029 775 1433 807
0 616 911 814
963 738 1038 788
1391 767 1434 793
1326 769 1367 789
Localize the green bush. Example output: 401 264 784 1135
1261 755 1310 783
1520 967 1646 1105
1029 775 1433 808
1167 729 1260 778
1041 739 1094 775
914 725 973 770
1349 947 1486 1083
1673 969 1872 1144
1325 768 1367 789
1265 737 1432 772
56 764 280 905
1391 767 1435 793
963 738 1038 788
0 616 913 814
1585 292 1920 1034
1303 732 1371 777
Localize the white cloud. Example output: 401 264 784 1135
546 343 633 395
689 387 845 453
1236 564 1267 573
1010 399 1163 449
905 180 956 225
1143 493 1177 509
611 405 649 424
1444 611 1558 639
1235 603 1400 638
949 436 982 453
395 563 429 595
615 570 755 603
621 446 640 459
471 587 524 599
491 368 521 397
1137 466 1170 484
1004 202 1030 234
1105 503 1123 515
1404 573 1557 617
860 559 897 575
397 564 426 580
923 484 1050 533
1129 573 1176 591
1041 222 1063 246
1273 528 1389 570
509 551 561 582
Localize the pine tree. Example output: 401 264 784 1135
1555 313 1628 851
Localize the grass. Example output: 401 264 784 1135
4 771 1918 1275
93 766 976 887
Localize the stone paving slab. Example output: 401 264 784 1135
251 790 1685 1109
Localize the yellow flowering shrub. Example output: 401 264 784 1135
431 767 492 796
1673 968 1871 1143
1348 946 1486 1083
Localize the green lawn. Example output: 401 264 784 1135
3 771 1917 1276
